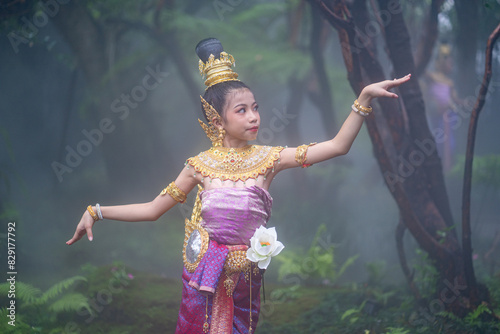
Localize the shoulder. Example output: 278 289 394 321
253 145 285 155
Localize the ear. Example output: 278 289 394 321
212 116 224 129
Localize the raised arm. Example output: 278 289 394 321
276 75 411 171
66 164 199 245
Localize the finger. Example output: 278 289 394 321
66 229 82 245
386 76 410 90
381 90 399 98
86 226 93 241
66 225 86 245
66 234 79 245
395 74 411 83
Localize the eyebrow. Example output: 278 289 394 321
232 101 257 109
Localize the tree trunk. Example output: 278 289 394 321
313 0 489 317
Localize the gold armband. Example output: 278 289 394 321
160 182 187 203
87 205 99 222
295 142 316 168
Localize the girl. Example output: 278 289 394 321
67 38 410 333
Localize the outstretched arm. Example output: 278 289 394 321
66 165 198 245
276 75 411 171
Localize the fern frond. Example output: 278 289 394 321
48 292 92 315
36 276 87 305
0 308 31 332
0 281 42 303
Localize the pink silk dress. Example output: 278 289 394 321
175 186 273 334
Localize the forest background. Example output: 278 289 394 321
1 0 500 333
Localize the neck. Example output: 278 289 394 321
222 138 250 148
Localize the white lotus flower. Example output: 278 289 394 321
246 225 284 269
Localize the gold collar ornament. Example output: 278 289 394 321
186 145 284 183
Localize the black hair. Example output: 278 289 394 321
201 81 250 121
196 37 251 121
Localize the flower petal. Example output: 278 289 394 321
247 248 267 262
258 256 272 270
250 236 259 250
255 225 266 236
271 241 284 257
246 249 259 262
266 226 278 241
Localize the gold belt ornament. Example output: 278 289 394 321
224 249 251 277
222 247 259 296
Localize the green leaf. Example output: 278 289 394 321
0 281 42 303
36 276 87 304
340 308 359 321
48 292 92 315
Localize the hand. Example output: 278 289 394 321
358 74 411 106
66 210 96 245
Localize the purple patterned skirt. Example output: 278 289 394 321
175 186 273 334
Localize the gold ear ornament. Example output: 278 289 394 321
199 96 225 147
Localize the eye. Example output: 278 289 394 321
253 104 259 111
237 108 246 113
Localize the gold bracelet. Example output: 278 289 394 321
354 99 372 114
87 205 99 222
295 142 316 168
160 182 187 203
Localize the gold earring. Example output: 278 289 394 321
216 128 225 147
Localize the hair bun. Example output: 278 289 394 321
195 38 224 63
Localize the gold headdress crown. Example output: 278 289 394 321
199 51 239 88
199 96 224 147
196 39 240 146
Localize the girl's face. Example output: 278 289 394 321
215 88 260 148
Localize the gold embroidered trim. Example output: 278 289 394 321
186 145 284 182
295 142 316 168
183 185 209 273
160 182 187 203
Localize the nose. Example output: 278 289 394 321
247 110 259 123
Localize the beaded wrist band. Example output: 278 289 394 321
352 99 372 117
87 205 99 222
295 142 316 168
160 182 187 203
96 203 104 220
